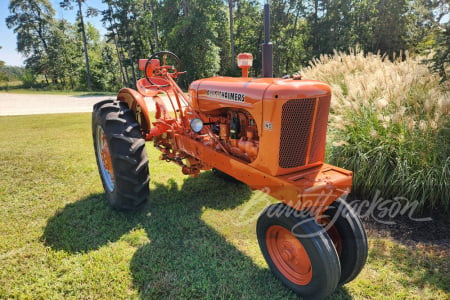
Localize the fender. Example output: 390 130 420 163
117 88 151 135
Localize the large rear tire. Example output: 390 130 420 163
257 203 341 299
92 100 150 210
322 198 368 284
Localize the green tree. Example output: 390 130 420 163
431 21 449 82
159 0 227 86
0 46 9 85
406 0 449 81
45 20 70 87
21 69 37 88
234 0 263 76
82 22 121 90
371 0 408 56
6 0 56 84
102 0 145 87
351 0 377 51
145 0 160 51
60 0 93 90
305 0 325 56
101 1 129 86
228 0 236 69
270 0 309 76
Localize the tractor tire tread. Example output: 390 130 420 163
130 139 146 154
325 198 368 285
135 157 149 174
92 100 149 210
126 123 140 133
116 154 138 166
257 203 340 299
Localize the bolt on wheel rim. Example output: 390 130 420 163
266 225 313 285
96 126 115 192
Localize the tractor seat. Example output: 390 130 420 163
136 78 164 97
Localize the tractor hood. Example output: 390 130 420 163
188 76 331 112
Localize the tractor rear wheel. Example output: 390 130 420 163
92 100 149 210
257 203 340 299
322 198 368 284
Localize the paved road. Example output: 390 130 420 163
0 93 170 116
0 93 115 116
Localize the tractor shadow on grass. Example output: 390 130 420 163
42 193 139 253
43 171 351 299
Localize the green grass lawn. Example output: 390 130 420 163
0 113 448 299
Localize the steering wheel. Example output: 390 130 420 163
144 51 182 87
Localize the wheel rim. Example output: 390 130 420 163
326 224 343 257
266 225 313 285
320 218 343 256
96 126 115 192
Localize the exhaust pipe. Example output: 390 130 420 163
262 2 273 78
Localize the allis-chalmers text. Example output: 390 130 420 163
207 90 246 103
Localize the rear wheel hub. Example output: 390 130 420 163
96 126 115 192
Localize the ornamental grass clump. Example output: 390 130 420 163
302 49 450 214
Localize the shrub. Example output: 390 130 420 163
302 49 450 214
21 69 37 88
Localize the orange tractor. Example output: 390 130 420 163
92 4 367 298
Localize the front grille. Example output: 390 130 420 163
279 98 316 168
279 97 330 169
309 96 331 164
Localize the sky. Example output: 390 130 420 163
0 0 106 66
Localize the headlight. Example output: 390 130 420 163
190 118 204 133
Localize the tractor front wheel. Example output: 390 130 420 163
322 198 368 285
92 100 150 210
257 203 341 299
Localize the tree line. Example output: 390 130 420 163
4 0 449 91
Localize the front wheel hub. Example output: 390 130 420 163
266 225 313 285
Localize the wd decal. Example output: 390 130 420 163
207 90 246 103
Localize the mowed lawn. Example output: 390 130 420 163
0 113 448 299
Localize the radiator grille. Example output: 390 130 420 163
309 96 331 164
279 98 316 168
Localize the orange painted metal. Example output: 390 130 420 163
117 88 151 135
266 225 313 285
136 78 161 97
174 132 351 210
138 59 148 71
130 57 352 212
100 134 114 181
138 58 160 76
237 53 253 78
189 77 332 176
